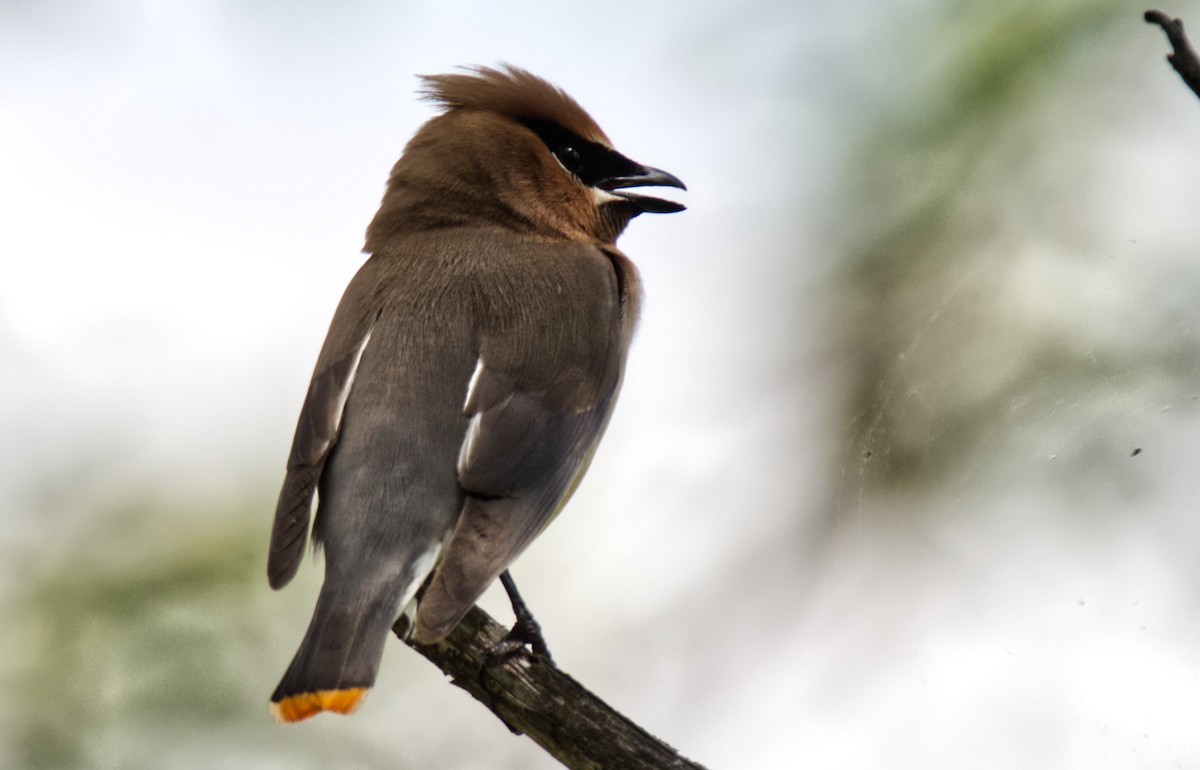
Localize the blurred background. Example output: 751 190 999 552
3 0 1200 767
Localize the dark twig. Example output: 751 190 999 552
1146 10 1200 100
395 606 708 770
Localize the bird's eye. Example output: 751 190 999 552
555 145 584 174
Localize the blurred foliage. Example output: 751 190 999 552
0 492 386 769
827 0 1195 502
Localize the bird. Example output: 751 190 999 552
266 64 685 723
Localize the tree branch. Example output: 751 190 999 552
394 606 708 770
1146 10 1200 100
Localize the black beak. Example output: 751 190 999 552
598 163 687 214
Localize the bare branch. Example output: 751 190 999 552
1146 10 1200 99
396 606 708 770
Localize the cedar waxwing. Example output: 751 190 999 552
267 64 685 723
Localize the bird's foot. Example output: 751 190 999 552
486 570 554 666
476 571 555 736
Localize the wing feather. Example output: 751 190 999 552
413 356 620 642
410 241 638 642
268 323 375 589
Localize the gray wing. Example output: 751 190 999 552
412 355 622 642
411 249 630 643
456 358 616 536
267 260 380 589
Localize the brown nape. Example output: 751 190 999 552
365 110 611 249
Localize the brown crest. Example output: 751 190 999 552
420 64 611 147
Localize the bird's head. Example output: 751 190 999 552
365 65 685 249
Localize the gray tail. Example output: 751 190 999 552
269 581 400 722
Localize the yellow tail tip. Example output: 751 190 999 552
269 687 369 723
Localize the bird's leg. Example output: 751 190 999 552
500 570 553 662
476 570 552 734
488 570 554 664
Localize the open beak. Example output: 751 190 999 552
598 164 687 214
